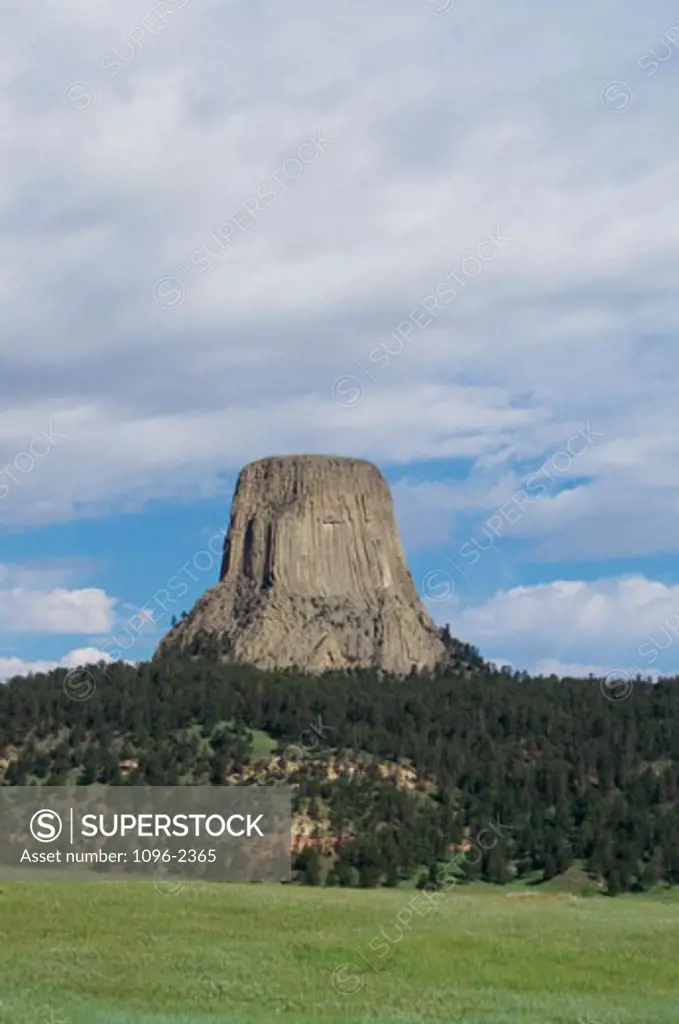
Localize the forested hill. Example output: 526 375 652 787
1 655 678 895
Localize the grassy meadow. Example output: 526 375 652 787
0 882 677 1024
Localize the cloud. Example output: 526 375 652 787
530 658 646 680
0 646 117 683
0 565 117 632
0 559 100 590
0 0 677 551
392 417 602 552
442 576 679 676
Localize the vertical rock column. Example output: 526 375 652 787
157 455 447 675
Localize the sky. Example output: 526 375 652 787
2 0 679 683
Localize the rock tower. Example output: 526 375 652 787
156 455 448 674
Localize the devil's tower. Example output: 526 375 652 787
157 455 448 674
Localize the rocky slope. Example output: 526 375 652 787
156 454 448 674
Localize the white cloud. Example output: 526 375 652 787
531 658 644 679
0 646 117 683
442 576 679 676
0 567 117 633
0 0 677 554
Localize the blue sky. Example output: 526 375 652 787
2 0 679 681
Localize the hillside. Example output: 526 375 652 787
0 654 678 894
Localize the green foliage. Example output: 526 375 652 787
0 656 677 894
294 847 322 886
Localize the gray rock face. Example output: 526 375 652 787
157 455 447 675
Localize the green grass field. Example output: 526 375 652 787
0 882 677 1024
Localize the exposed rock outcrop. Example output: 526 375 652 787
156 454 448 675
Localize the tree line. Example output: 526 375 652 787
0 650 677 895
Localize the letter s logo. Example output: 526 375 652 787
30 809 63 843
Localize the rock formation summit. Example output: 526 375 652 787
157 454 448 674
